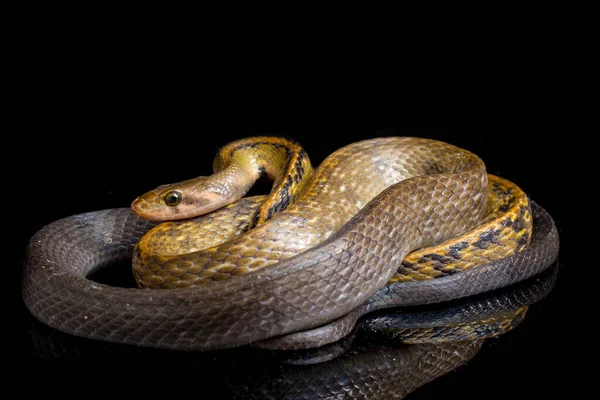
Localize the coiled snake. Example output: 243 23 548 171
22 137 559 351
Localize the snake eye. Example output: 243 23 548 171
164 191 182 207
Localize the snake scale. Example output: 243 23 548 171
22 137 559 351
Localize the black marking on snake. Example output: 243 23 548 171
447 242 469 260
429 253 450 263
493 186 514 197
271 177 293 216
239 141 303 227
497 194 517 213
252 174 295 226
473 228 501 250
417 253 455 270
292 149 308 184
511 206 529 233
517 235 529 247
250 212 261 228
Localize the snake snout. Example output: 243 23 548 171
131 197 151 218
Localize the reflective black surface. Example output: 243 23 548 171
14 129 574 398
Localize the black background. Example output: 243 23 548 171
13 126 575 398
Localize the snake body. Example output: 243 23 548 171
27 262 558 400
22 137 559 351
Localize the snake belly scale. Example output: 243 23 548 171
22 137 559 351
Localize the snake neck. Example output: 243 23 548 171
131 137 314 222
214 137 314 228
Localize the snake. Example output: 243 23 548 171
26 262 558 400
22 137 559 351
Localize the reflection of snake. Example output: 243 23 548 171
231 342 485 399
22 137 559 350
266 262 558 366
228 265 558 399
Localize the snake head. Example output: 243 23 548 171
131 177 234 221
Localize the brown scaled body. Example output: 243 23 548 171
132 137 490 289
